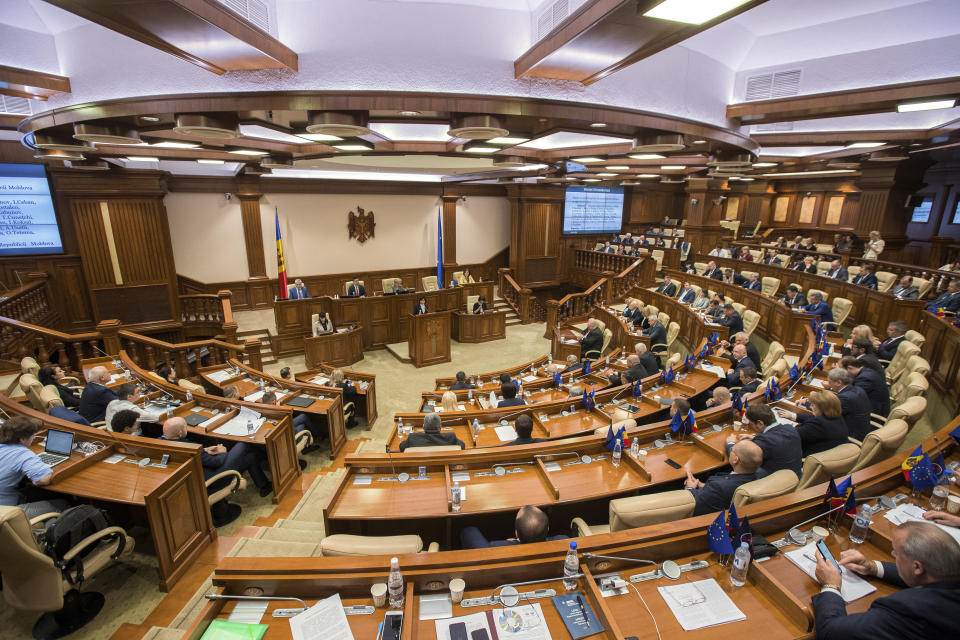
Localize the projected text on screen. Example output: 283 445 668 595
0 164 63 256
562 186 624 235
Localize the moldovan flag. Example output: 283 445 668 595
275 209 288 299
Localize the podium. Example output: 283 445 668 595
408 311 451 368
303 325 364 368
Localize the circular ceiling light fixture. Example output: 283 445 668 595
868 148 909 162
492 154 527 168
173 113 238 139
631 133 685 153
305 111 372 137
447 114 509 140
34 149 86 161
707 151 755 169
73 122 142 145
31 133 93 152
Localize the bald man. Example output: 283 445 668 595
460 505 568 548
684 440 761 516
162 417 273 498
78 365 118 423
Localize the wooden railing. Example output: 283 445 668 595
543 278 608 338
0 276 59 328
179 289 238 343
610 256 654 298
572 248 639 274
114 327 252 378
496 268 545 323
0 316 101 374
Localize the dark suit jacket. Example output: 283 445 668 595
856 352 884 375
678 288 696 304
288 285 310 299
744 280 762 291
797 414 849 456
347 284 366 297
704 268 724 280
812 561 960 640
745 342 762 371
733 379 760 400
782 292 808 306
53 383 80 408
719 311 744 335
643 322 666 347
638 352 660 374
761 256 782 266
501 436 545 447
877 336 905 361
580 328 604 357
689 472 757 516
472 302 488 314
563 362 585 373
803 301 834 323
853 367 890 417
78 383 119 423
852 273 878 289
611 363 649 386
449 382 476 391
927 291 960 313
890 285 919 300
413 303 429 315
726 356 754 385
838 385 874 441
398 432 465 452
750 424 803 478
623 307 643 323
497 397 527 408
826 267 849 281
726 273 748 287
657 282 678 296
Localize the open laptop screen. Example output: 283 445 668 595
45 429 74 456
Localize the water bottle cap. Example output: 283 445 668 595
390 557 399 566
569 541 577 550
740 541 749 549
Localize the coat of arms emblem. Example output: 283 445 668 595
348 207 375 243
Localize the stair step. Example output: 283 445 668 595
227 537 322 558
254 527 323 543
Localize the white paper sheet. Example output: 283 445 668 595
522 375 539 383
213 407 265 436
700 364 726 378
289 593 354 640
244 390 266 403
207 369 235 383
657 578 745 631
495 425 518 441
309 376 330 386
783 542 877 602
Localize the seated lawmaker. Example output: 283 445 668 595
724 344 754 386
346 277 366 297
811 521 960 640
878 321 908 361
825 260 849 281
743 273 762 291
608 354 648 386
704 298 723 319
779 390 850 457
802 292 834 323
719 332 762 372
0 416 70 518
288 278 310 299
848 338 883 374
391 277 409 294
38 364 80 408
733 365 760 400
635 342 660 374
449 371 475 391
501 415 543 447
684 440 761 516
851 264 878 289
727 403 802 478
703 261 724 280
656 275 678 297
705 386 731 408
641 315 666 348
456 269 475 285
579 318 604 360
890 275 919 300
926 278 960 314
261 391 314 437
677 281 696 304
156 362 178 384
110 409 141 436
842 357 890 418
472 295 488 314
723 269 748 287
398 413 464 451
413 297 429 315
104 382 146 429
313 313 333 336
497 384 526 408
622 299 642 323
460 505 567 549
826 367 873 441
781 284 807 307
78 365 118 423
563 354 585 373
719 304 744 335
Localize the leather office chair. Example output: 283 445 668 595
146 371 164 383
650 250 664 271
664 321 680 351
879 396 926 430
816 260 831 275
761 277 780 298
903 355 930 378
592 417 637 437
693 262 707 274
665 352 682 369
719 220 740 239
207 469 247 527
662 238 673 249
847 265 861 280
294 430 313 457
466 295 479 312
824 297 853 330
657 311 670 328
904 329 926 348
850 420 909 472
889 371 928 407
808 288 828 303
19 374 46 411
571 489 696 536
796 443 861 491
21 356 40 376
451 271 464 284
775 253 791 266
741 270 758 281
815 244 833 255
761 342 785 373
731 302 746 316
40 385 64 414
882 341 920 384
763 358 789 382
310 312 334 337
875 271 896 292
0 505 133 639
915 277 935 298
643 305 659 319
748 250 760 261
320 534 438 556
732 470 798 507
421 276 438 291
344 279 366 295
178 379 204 394
381 277 396 294
594 243 604 251
742 310 760 336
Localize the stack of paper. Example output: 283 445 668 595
657 579 745 631
783 542 877 602
495 425 518 441
289 594 354 640
207 370 235 383
213 407 265 436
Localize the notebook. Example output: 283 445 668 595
184 413 210 427
285 395 315 408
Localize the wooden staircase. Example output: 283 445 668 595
493 296 523 326
237 328 277 366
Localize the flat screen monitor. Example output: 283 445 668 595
0 163 64 255
562 186 624 235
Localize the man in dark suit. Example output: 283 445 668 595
656 275 678 297
803 292 834 323
719 304 744 335
449 371 475 391
685 440 761 516
497 383 526 408
849 338 884 374
677 282 697 304
825 260 849 281
780 285 808 307
851 264 879 289
843 357 890 417
703 261 724 280
635 343 660 374
501 415 544 447
878 321 908 361
727 404 802 478
413 297 429 315
811 521 960 640
346 278 366 297
890 275 920 300
705 299 723 319
743 273 762 291
78 366 119 423
725 344 754 386
718 332 761 372
623 300 643 323
642 315 667 348
288 279 310 299
601 241 615 253
608 354 648 386
460 505 567 548
562 354 585 373
733 365 760 399
826 367 874 441
579 319 604 360
723 269 748 287
398 413 465 451
789 236 804 250
926 278 960 314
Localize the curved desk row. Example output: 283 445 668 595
434 355 551 390
303 325 364 368
295 364 378 427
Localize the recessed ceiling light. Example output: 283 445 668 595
125 156 158 162
140 116 161 122
752 162 778 168
399 110 420 116
897 99 956 113
727 176 740 180
571 157 604 163
637 174 659 178
197 159 224 164
596 173 618 177
333 144 374 151
368 122 452 142
228 148 270 156
605 165 629 170
149 139 200 149
582 178 601 182
739 177 755 181
239 123 315 145
644 0 753 26
520 131 631 150
627 153 665 160
661 165 686 170
590 123 607 128
487 136 531 145
692 139 707 144
464 145 499 154
845 142 885 149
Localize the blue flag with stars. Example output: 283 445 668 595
731 393 742 419
789 363 800 381
605 423 625 452
909 454 938 490
632 376 643 399
553 370 562 387
726 504 740 536
583 360 591 375
663 365 675 384
707 510 734 554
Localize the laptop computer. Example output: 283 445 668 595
38 429 75 467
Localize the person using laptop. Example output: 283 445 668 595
0 416 70 517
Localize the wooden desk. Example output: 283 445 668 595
303 325 363 368
435 355 550 390
295 365 379 428
409 311 452 368
451 310 506 343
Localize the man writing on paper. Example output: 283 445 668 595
812 520 960 639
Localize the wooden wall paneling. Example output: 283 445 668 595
239 195 267 279
506 185 564 288
773 195 790 223
71 199 117 288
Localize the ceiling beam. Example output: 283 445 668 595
0 64 71 101
40 0 297 75
515 0 769 85
727 76 960 124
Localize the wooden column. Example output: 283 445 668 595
506 184 565 287
97 319 122 356
237 180 267 279
441 195 458 272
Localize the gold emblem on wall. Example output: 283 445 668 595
348 207 376 243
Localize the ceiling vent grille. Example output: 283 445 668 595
754 122 794 132
0 96 32 116
217 0 270 34
744 69 802 101
533 0 586 42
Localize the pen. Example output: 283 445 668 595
375 621 383 640
576 594 590 628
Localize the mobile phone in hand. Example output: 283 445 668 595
816 539 841 572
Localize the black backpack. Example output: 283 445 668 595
40 505 123 584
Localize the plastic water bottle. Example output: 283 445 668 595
630 437 640 459
612 439 622 468
930 471 952 510
185 389 192 402
849 505 872 544
452 482 462 511
468 388 473 401
472 418 480 440
489 391 497 407
563 541 579 590
729 541 751 587
388 557 404 608
246 420 254 436
398 417 404 435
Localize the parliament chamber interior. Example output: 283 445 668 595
2 0 960 638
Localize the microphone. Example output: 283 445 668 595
490 461 534 476
784 352 828 397
534 451 592 465
783 497 889 545
582 553 682 581
384 446 409 483
489 574 586 607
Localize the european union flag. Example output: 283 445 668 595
664 366 675 384
731 393 742 419
553 370 563 387
582 389 595 411
707 511 734 554
764 378 782 402
909 454 938 490
605 423 625 452
669 411 684 434
789 363 800 381
583 360 591 375
633 376 643 399
726 503 740 535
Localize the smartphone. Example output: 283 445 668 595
160 454 170 467
471 630 491 640
383 611 403 640
448 622 468 640
664 458 682 469
816 539 841 572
